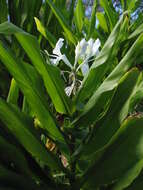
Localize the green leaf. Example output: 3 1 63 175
100 0 118 31
88 0 97 38
8 0 42 32
46 0 77 44
78 68 141 160
112 160 143 190
121 0 139 12
22 96 31 115
129 23 143 39
0 0 7 23
0 135 34 178
0 98 62 170
0 21 72 115
96 12 109 33
0 164 40 189
74 0 84 33
0 43 69 155
69 0 76 25
7 78 19 105
129 13 143 32
82 117 143 189
74 33 143 128
130 84 143 111
76 13 127 105
34 17 56 48
125 172 143 190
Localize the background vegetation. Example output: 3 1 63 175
1 0 143 189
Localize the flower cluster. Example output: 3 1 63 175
49 37 101 96
74 38 101 75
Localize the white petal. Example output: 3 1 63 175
50 57 60 65
80 38 87 48
75 42 80 61
88 38 94 47
86 38 94 57
79 38 88 56
53 38 64 56
65 86 73 96
81 62 89 76
92 38 101 56
75 38 88 61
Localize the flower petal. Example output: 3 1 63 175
65 85 73 96
53 38 64 56
75 38 88 62
50 57 60 65
92 38 101 56
86 38 94 57
81 62 89 76
79 38 88 57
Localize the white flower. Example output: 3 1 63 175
92 38 101 56
50 38 73 69
85 38 101 59
75 38 101 76
86 38 94 57
75 38 88 64
65 82 75 97
53 38 64 56
75 38 100 63
81 62 89 76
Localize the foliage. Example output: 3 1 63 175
1 0 143 190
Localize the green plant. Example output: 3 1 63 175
0 0 142 100
1 1 143 190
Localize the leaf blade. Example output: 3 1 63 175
0 43 69 155
74 33 143 127
0 98 62 170
81 117 143 189
0 21 72 115
46 0 77 44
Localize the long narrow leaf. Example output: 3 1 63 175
0 135 32 176
46 0 77 44
100 0 118 31
74 33 143 127
34 17 56 48
0 164 42 190
0 21 72 115
7 78 19 105
0 0 7 23
88 0 97 38
76 13 127 104
74 0 84 33
77 68 141 160
81 117 143 189
0 98 62 170
0 44 69 155
96 12 109 33
129 23 143 39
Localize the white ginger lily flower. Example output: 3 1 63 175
50 38 73 69
75 38 101 76
49 37 101 96
75 38 88 64
53 38 64 56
